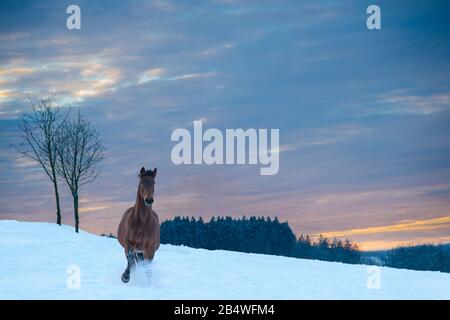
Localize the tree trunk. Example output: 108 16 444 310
51 166 62 226
73 191 79 233
53 178 62 226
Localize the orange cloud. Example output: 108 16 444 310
79 206 110 213
0 67 35 77
0 90 12 99
315 216 450 238
358 236 450 251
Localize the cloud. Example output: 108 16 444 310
279 124 370 152
137 68 166 84
315 216 450 238
0 67 35 78
0 56 123 111
199 43 235 56
374 90 450 115
137 69 216 84
168 72 216 81
0 90 13 100
79 206 110 213
358 236 450 251
0 32 30 41
313 183 450 206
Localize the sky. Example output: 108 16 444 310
1 0 450 251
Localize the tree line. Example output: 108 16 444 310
294 234 360 264
13 96 105 232
160 216 361 264
382 244 450 273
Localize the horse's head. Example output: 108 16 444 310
138 167 157 206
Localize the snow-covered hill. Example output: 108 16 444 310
1 220 449 299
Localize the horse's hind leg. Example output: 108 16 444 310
135 251 145 263
121 249 135 283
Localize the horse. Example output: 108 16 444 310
117 167 160 283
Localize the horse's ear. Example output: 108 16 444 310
152 168 157 177
140 167 146 177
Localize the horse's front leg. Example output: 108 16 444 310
121 242 136 283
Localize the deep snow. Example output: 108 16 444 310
1 220 449 299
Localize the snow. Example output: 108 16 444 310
1 220 449 299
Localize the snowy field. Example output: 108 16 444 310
1 220 449 299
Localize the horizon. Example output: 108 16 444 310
1 1 450 251
5 215 450 252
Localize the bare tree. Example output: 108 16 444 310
55 110 105 233
13 96 68 225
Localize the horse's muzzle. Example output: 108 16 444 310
144 197 154 206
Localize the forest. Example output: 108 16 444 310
160 216 361 264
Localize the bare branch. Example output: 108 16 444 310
55 109 105 194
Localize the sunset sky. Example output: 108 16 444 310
1 0 450 251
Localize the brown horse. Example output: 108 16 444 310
117 167 160 283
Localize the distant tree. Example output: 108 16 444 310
13 96 68 225
55 110 105 232
385 243 450 273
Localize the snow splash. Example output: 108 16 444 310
128 260 160 287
